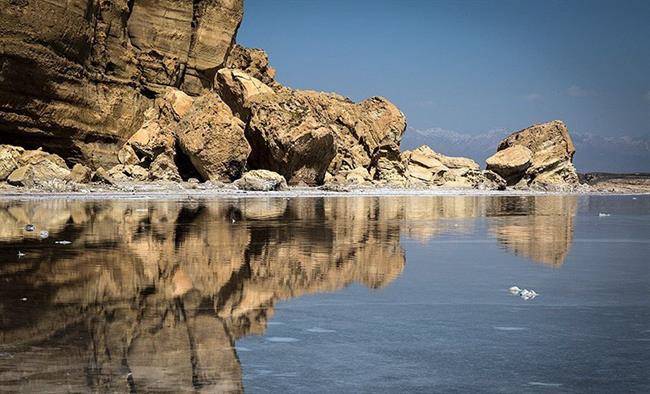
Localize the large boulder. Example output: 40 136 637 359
7 149 71 187
493 120 579 188
176 94 250 182
486 145 533 185
244 91 338 186
215 69 275 120
0 0 243 168
234 170 288 191
244 88 405 185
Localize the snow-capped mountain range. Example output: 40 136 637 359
401 127 650 173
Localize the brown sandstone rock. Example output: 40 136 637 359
108 165 149 182
149 154 182 182
70 164 92 184
126 110 176 162
7 160 71 187
397 145 505 190
92 167 115 185
176 94 250 181
0 145 24 180
495 120 579 188
245 89 404 185
215 69 275 120
234 170 288 191
0 0 244 168
163 88 195 119
486 145 533 185
118 145 140 166
225 44 277 86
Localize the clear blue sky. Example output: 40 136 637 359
237 0 650 137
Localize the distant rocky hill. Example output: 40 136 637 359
403 128 650 173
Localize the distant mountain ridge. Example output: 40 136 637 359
402 127 650 173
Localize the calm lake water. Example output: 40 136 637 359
0 195 648 393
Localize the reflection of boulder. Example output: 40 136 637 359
487 196 577 266
0 197 408 392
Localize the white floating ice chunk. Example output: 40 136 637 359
520 289 539 300
598 212 610 217
508 286 521 295
55 240 72 245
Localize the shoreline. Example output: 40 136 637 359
0 186 647 201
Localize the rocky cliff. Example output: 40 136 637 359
0 1 583 191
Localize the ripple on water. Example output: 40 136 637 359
306 327 336 333
493 326 528 331
528 381 562 387
266 337 299 343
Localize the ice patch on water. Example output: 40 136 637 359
266 337 299 343
306 327 336 333
528 381 562 387
598 212 611 217
235 346 252 352
493 326 528 331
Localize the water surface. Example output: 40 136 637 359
0 195 648 392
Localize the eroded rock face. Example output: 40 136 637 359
215 68 275 120
70 163 92 183
225 44 277 86
176 93 250 181
395 145 504 190
0 0 244 168
494 120 579 189
0 145 24 180
486 145 533 185
244 89 405 185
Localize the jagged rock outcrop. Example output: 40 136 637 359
215 68 275 120
176 93 250 181
0 145 24 180
0 0 244 168
243 88 405 185
397 145 505 189
489 120 579 189
486 145 533 185
6 148 71 187
225 44 277 86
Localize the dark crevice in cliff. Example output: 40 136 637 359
174 140 205 181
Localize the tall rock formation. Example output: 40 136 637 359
0 0 244 168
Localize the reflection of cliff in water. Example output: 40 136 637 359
0 196 577 391
0 198 405 392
